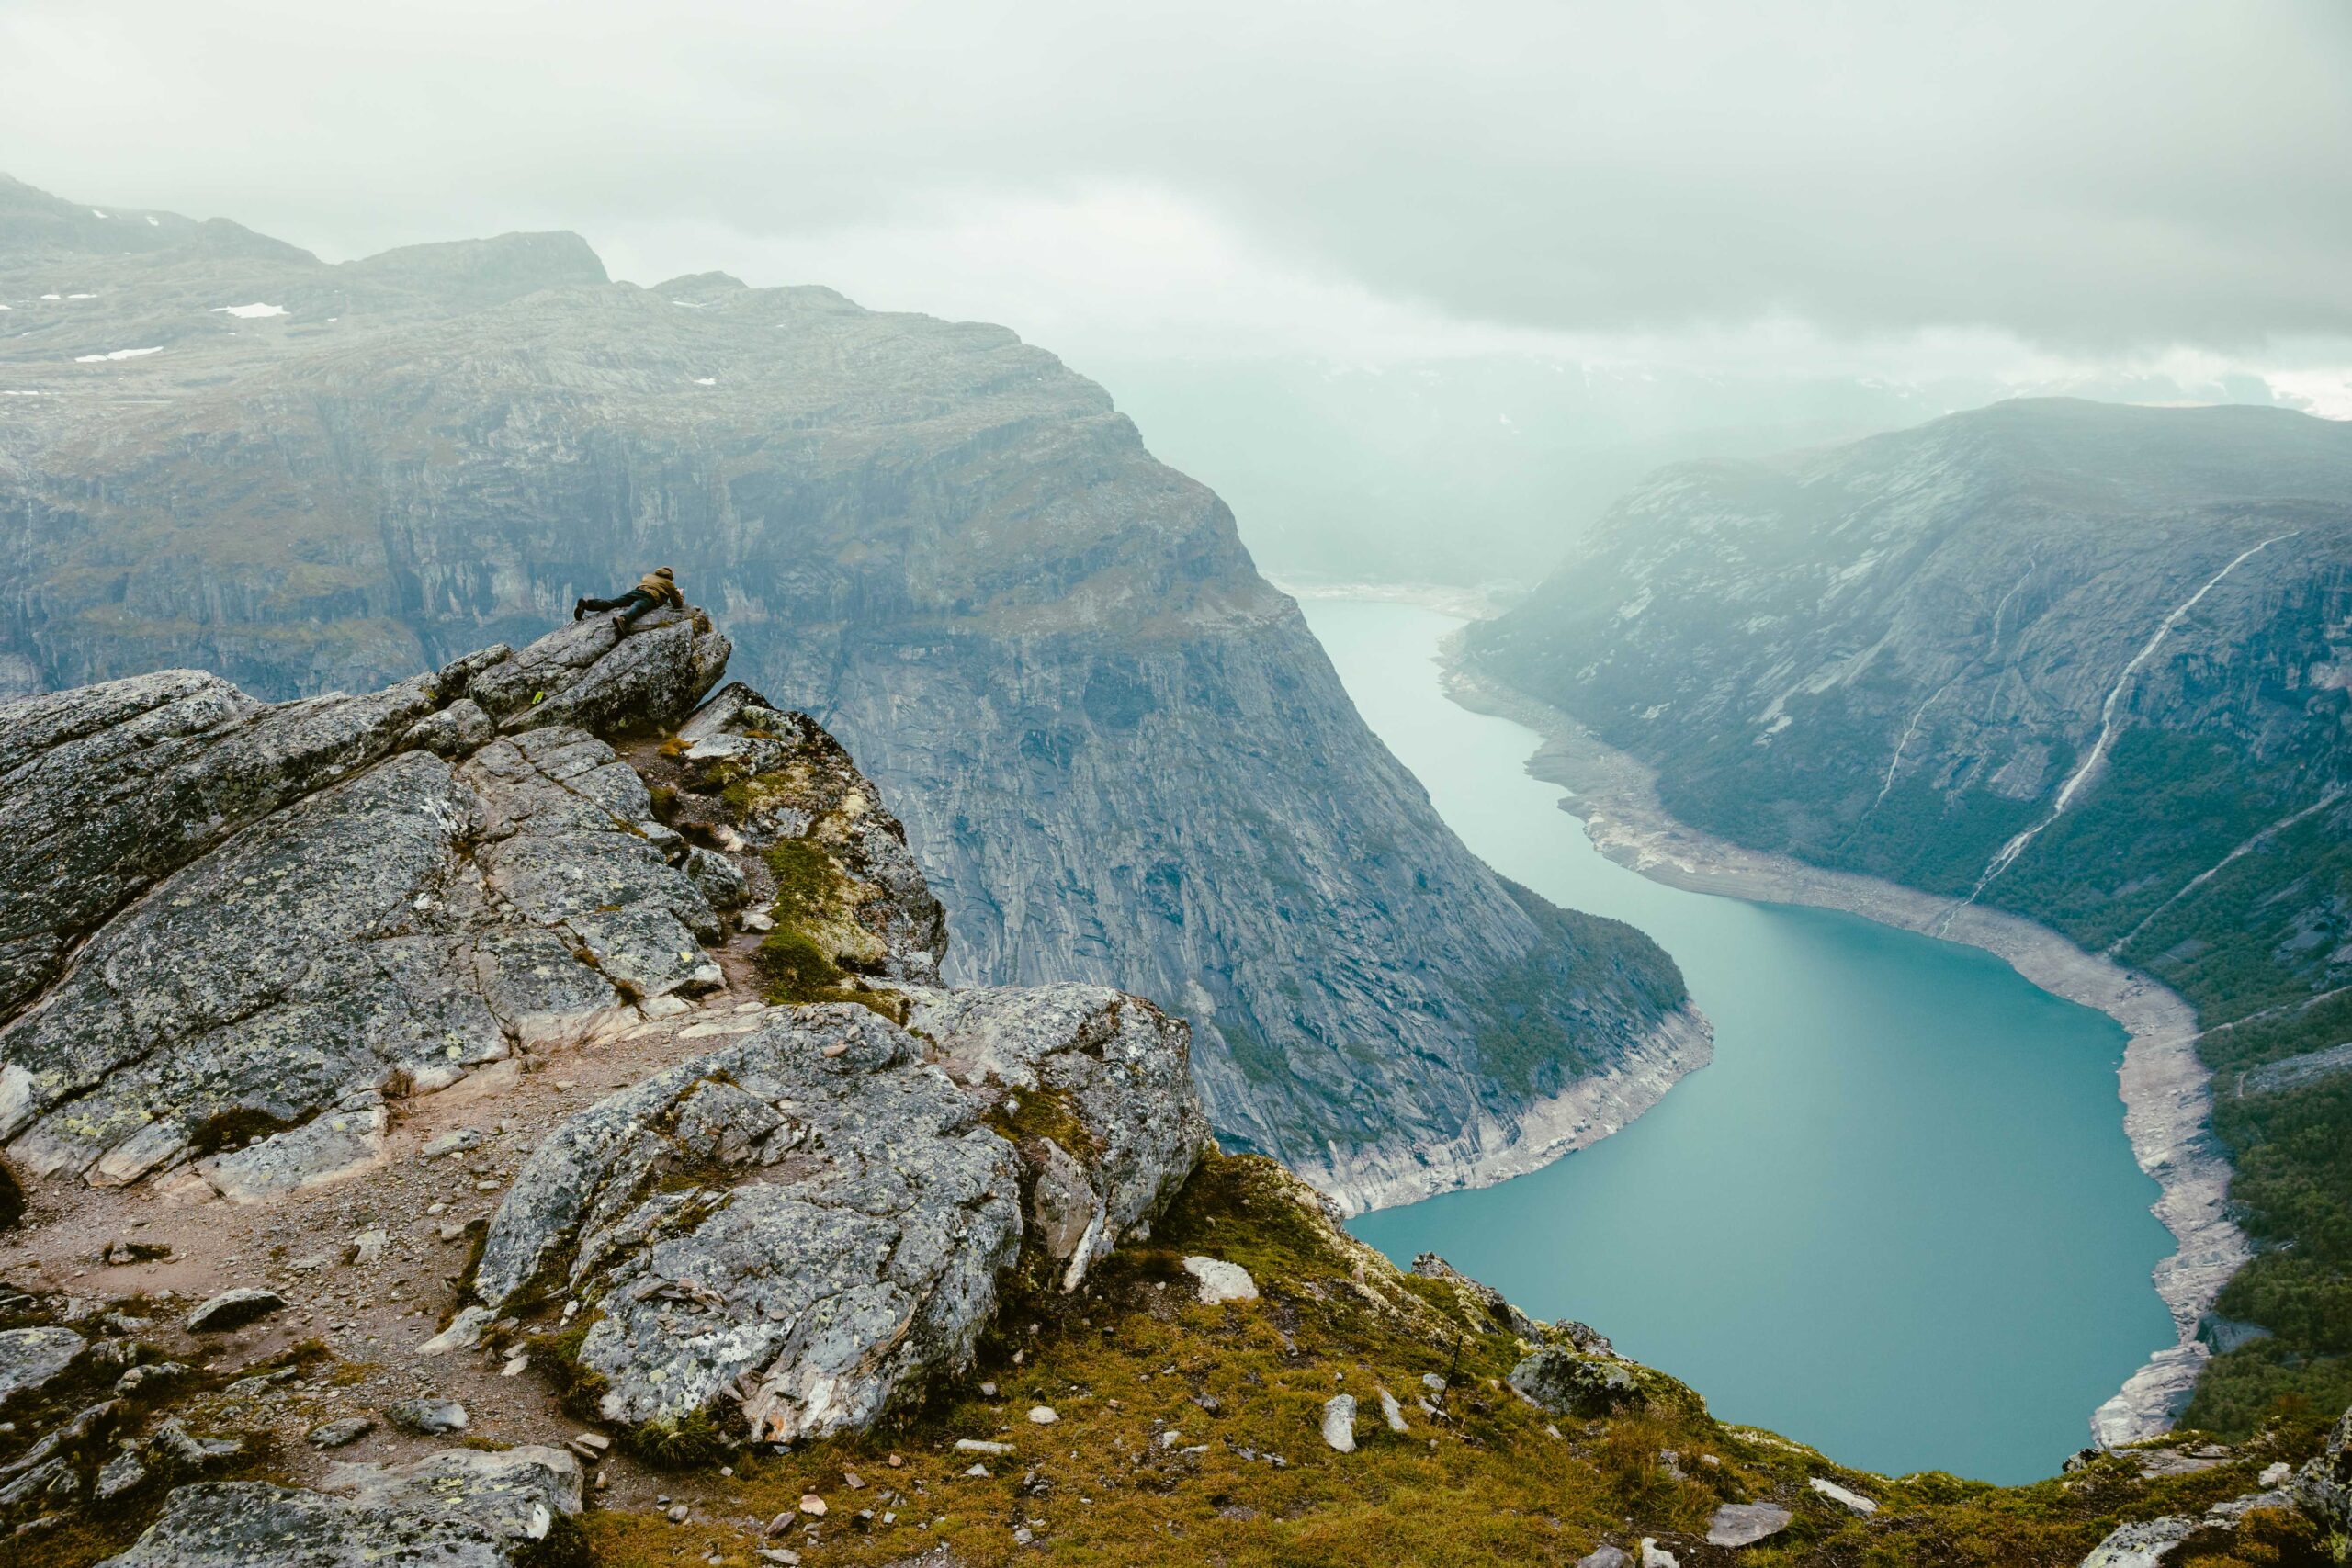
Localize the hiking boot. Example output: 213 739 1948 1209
572 598 588 622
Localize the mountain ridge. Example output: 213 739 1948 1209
0 175 1701 1208
1465 397 2352 1433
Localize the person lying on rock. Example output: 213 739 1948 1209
574 566 685 626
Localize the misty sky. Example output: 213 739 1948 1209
5 0 2350 401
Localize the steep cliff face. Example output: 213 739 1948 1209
1467 398 2352 1429
0 178 1695 1204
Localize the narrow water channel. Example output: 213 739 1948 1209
1307 596 2175 1483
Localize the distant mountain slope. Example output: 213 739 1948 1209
0 176 1698 1208
1467 398 2352 1429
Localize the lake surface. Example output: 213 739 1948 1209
1307 597 2175 1483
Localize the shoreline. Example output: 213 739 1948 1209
1438 630 2250 1448
1311 1001 1714 1217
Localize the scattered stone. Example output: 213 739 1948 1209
798 1494 827 1517
1556 1319 1615 1356
1508 1347 1639 1418
93 1450 146 1501
417 1304 494 1355
1421 1372 1446 1395
1639 1540 1679 1568
309 1417 374 1450
222 1368 298 1398
185 1288 286 1334
573 1432 610 1453
1026 1405 1057 1425
145 1418 244 1476
350 1228 390 1266
955 1439 1014 1455
113 1361 187 1398
666 1503 691 1523
1809 1476 1878 1515
1577 1548 1628 1568
0 1326 84 1404
1182 1257 1258 1304
1707 1502 1792 1546
757 1550 800 1565
1376 1386 1408 1434
422 1129 484 1160
963 1463 991 1478
384 1397 469 1436
101 1239 170 1266
1320 1393 1357 1453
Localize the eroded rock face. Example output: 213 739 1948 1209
472 990 1205 1446
0 613 734 1189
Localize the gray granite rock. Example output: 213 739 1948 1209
184 1289 284 1334
1320 1394 1357 1453
384 1397 469 1436
910 983 1210 1290
1707 1502 1792 1547
0 616 731 1189
97 1445 581 1568
0 1326 83 1404
1509 1346 1640 1418
472 1005 1023 1446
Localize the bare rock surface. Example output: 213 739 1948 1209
0 613 734 1190
97 1445 582 1568
1509 1346 1641 1418
470 987 1204 1445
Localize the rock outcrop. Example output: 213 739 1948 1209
0 599 1211 1551
0 610 732 1193
0 175 1693 1206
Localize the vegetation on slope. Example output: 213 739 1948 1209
582 1154 2330 1568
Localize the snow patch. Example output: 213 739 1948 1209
210 303 287 319
65 293 96 299
692 377 716 386
145 216 159 227
73 346 163 363
671 299 707 309
90 209 106 219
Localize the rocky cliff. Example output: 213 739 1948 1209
0 174 1696 1207
0 598 2335 1568
1466 398 2352 1434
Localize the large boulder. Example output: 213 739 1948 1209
1509 1346 1642 1418
472 990 1204 1448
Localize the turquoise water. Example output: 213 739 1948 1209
1309 598 2175 1484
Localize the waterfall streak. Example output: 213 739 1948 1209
2109 790 2346 956
1953 533 2296 913
1874 676 1960 807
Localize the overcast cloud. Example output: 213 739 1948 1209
4 1 2348 378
